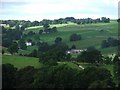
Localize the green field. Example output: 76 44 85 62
2 55 114 76
2 55 42 69
19 21 118 56
2 55 81 70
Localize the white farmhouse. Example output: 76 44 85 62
0 24 9 27
66 49 87 54
26 42 32 46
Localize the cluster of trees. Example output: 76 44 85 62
77 46 119 64
2 26 23 48
77 48 103 63
38 42 69 64
101 17 110 23
101 37 120 48
41 23 58 34
75 18 99 24
18 38 27 50
40 17 110 25
54 37 62 44
2 63 117 89
113 55 120 86
75 17 110 24
70 33 82 41
8 42 19 54
1 20 40 28
2 24 38 54
4 40 26 55
22 39 71 64
2 25 27 54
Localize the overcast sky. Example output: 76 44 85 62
0 0 119 21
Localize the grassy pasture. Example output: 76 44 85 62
2 55 81 70
21 21 118 55
2 55 42 69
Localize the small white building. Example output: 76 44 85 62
66 49 87 54
26 42 32 46
0 24 9 27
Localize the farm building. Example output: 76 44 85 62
66 49 87 54
108 54 119 61
0 24 9 27
26 42 32 46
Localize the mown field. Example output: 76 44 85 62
19 21 118 56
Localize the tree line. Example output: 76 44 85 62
1 17 110 28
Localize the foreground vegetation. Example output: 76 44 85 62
2 60 119 88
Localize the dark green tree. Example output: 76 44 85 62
88 79 115 89
15 66 36 88
38 42 50 53
2 37 13 47
77 67 114 88
113 55 120 86
55 37 62 44
8 42 19 54
18 39 27 50
39 43 69 63
33 65 79 88
52 27 58 32
70 33 81 41
39 29 43 34
103 56 112 64
43 23 50 33
2 64 17 88
32 21 39 26
77 50 103 63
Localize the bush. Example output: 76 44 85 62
70 33 81 41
